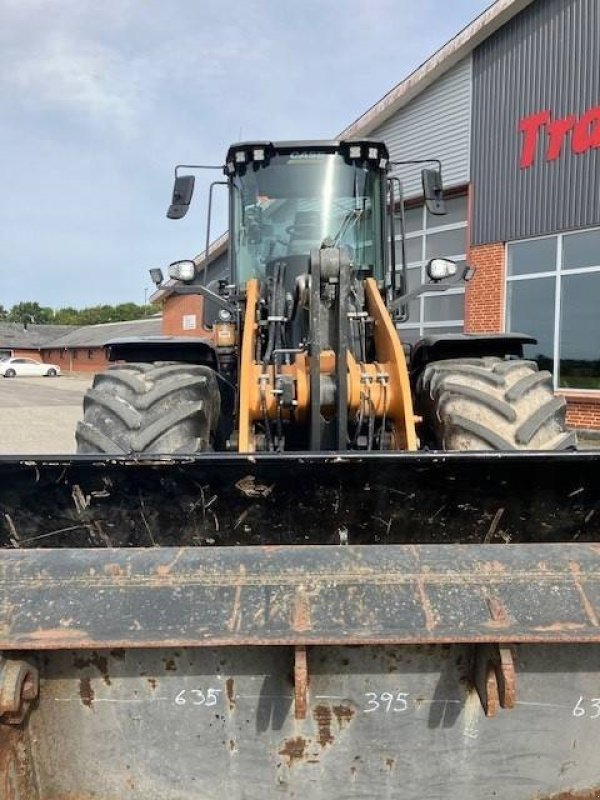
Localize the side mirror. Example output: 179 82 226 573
167 175 195 219
422 168 445 215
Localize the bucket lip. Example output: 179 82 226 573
0 450 598 468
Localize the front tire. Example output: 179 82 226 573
46 368 58 377
76 362 221 454
4 369 16 378
415 356 576 451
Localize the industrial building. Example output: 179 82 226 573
154 0 600 429
0 318 162 374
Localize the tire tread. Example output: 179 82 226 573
76 363 220 454
417 356 572 451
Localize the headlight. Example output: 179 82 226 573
168 260 196 282
426 258 457 282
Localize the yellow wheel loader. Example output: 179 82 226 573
0 140 598 799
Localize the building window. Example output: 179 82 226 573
0 350 11 360
506 228 600 391
395 194 468 343
182 314 197 331
88 349 95 359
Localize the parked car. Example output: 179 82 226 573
0 357 61 377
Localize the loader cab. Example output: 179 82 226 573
225 141 389 293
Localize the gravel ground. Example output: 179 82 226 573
0 375 92 455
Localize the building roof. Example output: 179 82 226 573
340 0 535 138
0 323 79 349
43 317 163 349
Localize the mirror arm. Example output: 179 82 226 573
388 281 449 314
175 164 223 176
390 176 407 298
204 182 229 280
389 158 442 172
171 284 236 314
388 267 471 314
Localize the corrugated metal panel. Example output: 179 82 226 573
472 0 600 244
204 251 229 284
371 57 472 198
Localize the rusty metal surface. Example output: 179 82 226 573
294 645 309 720
0 451 598 548
0 544 599 649
0 453 597 795
16 644 600 799
0 657 39 725
0 725 38 800
473 643 516 717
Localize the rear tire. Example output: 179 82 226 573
76 362 221 454
4 369 15 378
415 356 576 451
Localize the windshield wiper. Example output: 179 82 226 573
331 208 364 247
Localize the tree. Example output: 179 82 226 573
7 301 154 325
0 305 7 321
114 303 146 321
53 307 81 325
8 302 54 325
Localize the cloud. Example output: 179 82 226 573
0 1 148 135
2 34 141 133
0 0 277 140
0 0 491 308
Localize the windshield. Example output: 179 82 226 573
231 153 385 283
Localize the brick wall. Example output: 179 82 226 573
41 348 109 374
464 242 505 333
563 396 600 430
12 348 41 359
162 295 208 337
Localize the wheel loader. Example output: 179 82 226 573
0 140 598 799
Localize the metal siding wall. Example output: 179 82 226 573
371 57 472 198
472 0 600 244
204 251 229 285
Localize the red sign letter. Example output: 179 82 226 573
572 106 600 154
545 115 576 161
519 111 551 168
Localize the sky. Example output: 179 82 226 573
0 0 491 310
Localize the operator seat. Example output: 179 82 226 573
287 211 321 255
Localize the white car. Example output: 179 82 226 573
0 357 61 378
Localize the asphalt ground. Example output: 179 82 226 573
0 375 92 455
0 374 597 455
